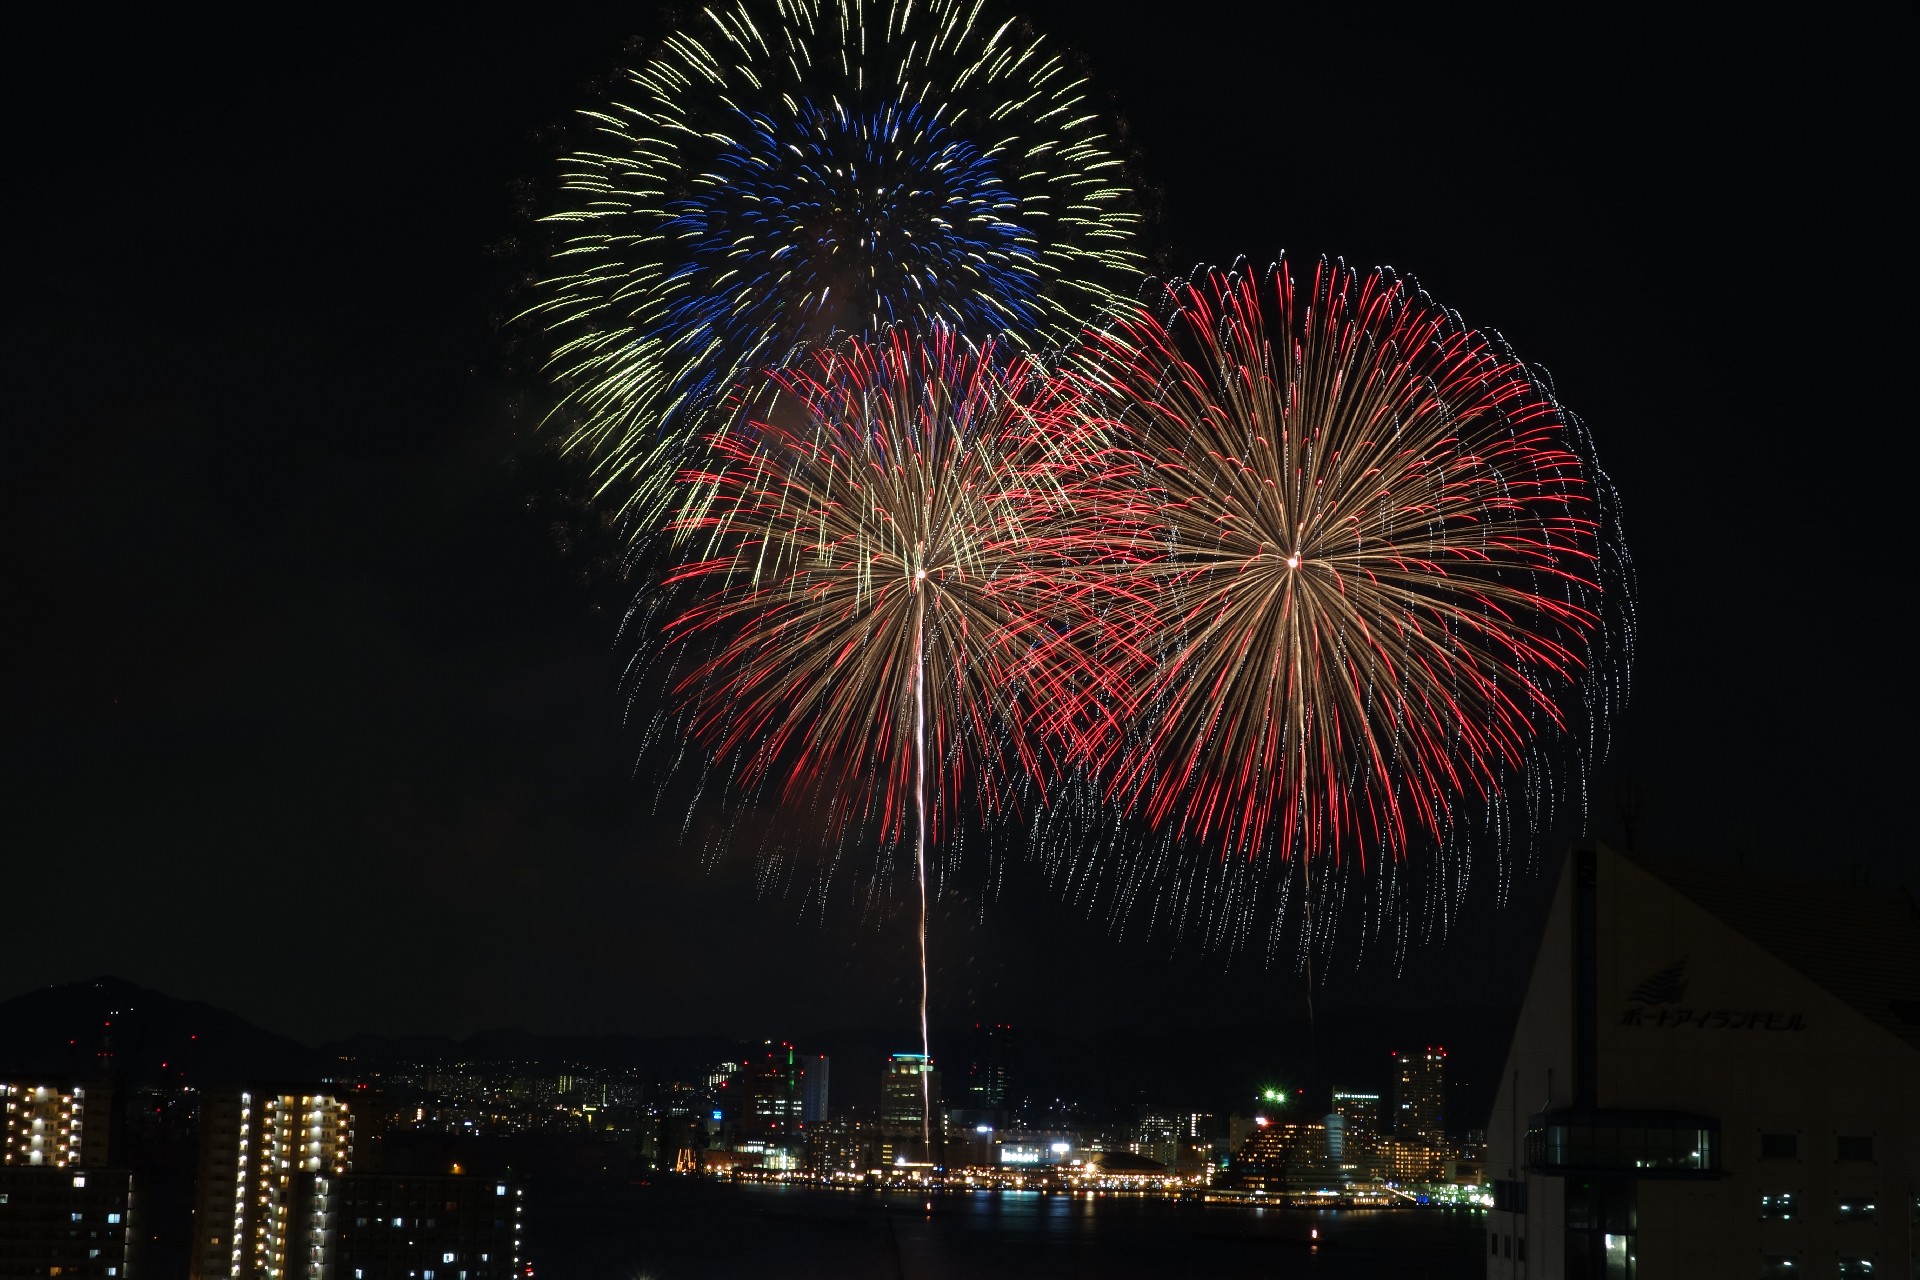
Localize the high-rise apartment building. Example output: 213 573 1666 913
2 1081 112 1168
1391 1048 1446 1146
188 1086 369 1280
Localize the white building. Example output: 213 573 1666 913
1485 841 1919 1278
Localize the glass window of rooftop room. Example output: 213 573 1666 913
1760 1191 1797 1220
1835 1195 1876 1221
1836 1135 1873 1161
1759 1259 1796 1278
1760 1133 1797 1159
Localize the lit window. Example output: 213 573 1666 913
1836 1195 1876 1220
392 1218 404 1228
1760 1192 1797 1221
1836 1260 1873 1278
107 1213 121 1224
72 1174 86 1189
495 1184 507 1196
1760 1257 1797 1277
444 1255 456 1264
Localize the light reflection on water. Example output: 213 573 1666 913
532 1179 1484 1280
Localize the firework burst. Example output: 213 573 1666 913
661 327 1094 1143
1054 258 1633 957
534 0 1143 539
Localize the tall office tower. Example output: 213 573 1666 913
0 1166 137 1280
333 1175 521 1280
798 1054 829 1124
735 1047 804 1144
188 1086 367 1280
2 1081 113 1168
879 1055 941 1133
965 1023 1012 1110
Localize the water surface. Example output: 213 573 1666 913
528 1178 1486 1279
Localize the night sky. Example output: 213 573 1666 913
9 7 1909 1048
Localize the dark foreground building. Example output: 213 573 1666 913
333 1175 522 1280
1485 842 1920 1278
0 1166 135 1280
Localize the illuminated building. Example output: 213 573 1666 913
879 1055 940 1133
1134 1113 1180 1167
1331 1091 1382 1135
733 1048 802 1144
2 1081 112 1168
1485 842 1920 1278
0 1166 136 1280
804 1117 884 1175
1224 1121 1336 1197
332 1174 521 1280
187 1086 371 1280
1392 1046 1447 1166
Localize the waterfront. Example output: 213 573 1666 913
527 1178 1486 1279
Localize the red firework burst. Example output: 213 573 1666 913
1063 258 1622 872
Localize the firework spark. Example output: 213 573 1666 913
534 0 1143 540
663 327 1092 1147
1055 258 1633 957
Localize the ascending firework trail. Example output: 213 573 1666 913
662 329 1100 1154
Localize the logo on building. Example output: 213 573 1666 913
1628 958 1689 1005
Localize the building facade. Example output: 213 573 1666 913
1485 842 1920 1278
0 1166 136 1280
331 1174 521 1280
1393 1046 1448 1180
188 1087 367 1280
965 1024 1012 1112
2 1082 111 1169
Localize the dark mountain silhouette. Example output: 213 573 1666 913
322 1028 748 1081
0 976 326 1084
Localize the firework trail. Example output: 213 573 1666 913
533 0 1143 542
1053 258 1634 974
663 327 1093 1152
